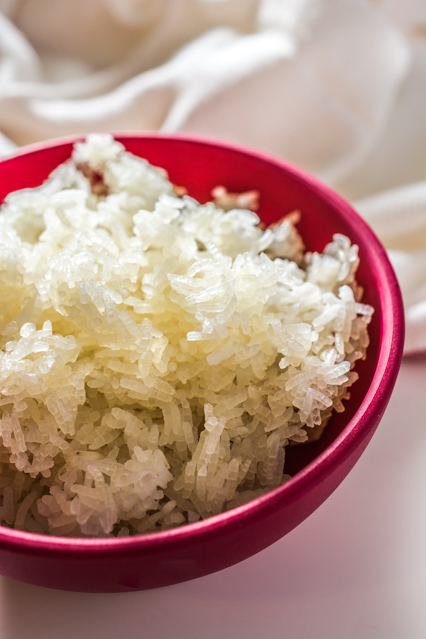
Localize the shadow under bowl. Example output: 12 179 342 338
0 134 404 592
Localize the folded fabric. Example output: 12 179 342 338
0 0 424 353
355 181 426 354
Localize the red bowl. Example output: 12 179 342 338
0 134 404 592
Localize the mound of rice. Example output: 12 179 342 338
0 134 373 537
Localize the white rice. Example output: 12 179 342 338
0 134 373 537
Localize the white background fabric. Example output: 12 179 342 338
0 0 425 352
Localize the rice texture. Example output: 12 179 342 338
0 134 373 536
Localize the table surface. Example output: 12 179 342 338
0 358 424 639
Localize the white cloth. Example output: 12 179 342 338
0 0 425 353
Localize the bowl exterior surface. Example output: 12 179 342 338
0 134 404 591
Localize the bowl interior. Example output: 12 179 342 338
0 134 381 477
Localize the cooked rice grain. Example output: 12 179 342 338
0 134 373 536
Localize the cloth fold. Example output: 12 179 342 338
0 0 425 353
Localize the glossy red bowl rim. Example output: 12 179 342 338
0 133 404 558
